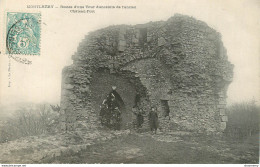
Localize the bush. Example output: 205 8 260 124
0 104 60 143
225 100 259 140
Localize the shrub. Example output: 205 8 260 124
225 100 259 140
0 104 60 143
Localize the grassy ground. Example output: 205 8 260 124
44 131 259 164
0 130 130 163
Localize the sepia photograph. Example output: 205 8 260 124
0 0 259 165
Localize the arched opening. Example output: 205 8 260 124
89 69 146 129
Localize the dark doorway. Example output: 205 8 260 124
89 70 137 129
160 100 170 119
100 89 125 130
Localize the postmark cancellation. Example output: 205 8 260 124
6 12 41 55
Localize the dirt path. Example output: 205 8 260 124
47 132 258 164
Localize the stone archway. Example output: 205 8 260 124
61 15 233 133
89 69 146 129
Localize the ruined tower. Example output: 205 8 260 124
60 14 233 133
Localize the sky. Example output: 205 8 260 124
0 0 259 106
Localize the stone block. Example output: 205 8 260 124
147 36 152 42
64 76 73 84
221 116 228 122
60 122 66 131
64 84 74 90
119 28 126 39
219 99 227 105
61 90 68 96
219 109 225 116
118 40 126 52
60 115 66 122
217 104 225 109
158 37 166 46
220 122 226 130
132 37 139 44
160 94 171 101
79 86 89 93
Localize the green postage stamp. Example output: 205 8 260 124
6 12 41 55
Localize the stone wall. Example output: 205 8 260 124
60 14 233 133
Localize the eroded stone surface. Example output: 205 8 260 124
60 14 233 133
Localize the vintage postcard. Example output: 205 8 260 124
0 0 259 165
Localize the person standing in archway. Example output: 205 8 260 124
148 107 159 134
107 86 123 130
108 86 125 111
136 108 144 128
132 106 144 130
100 98 111 127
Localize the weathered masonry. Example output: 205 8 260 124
60 14 233 133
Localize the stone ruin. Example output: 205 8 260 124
60 14 233 134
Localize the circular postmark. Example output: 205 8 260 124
6 16 40 55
